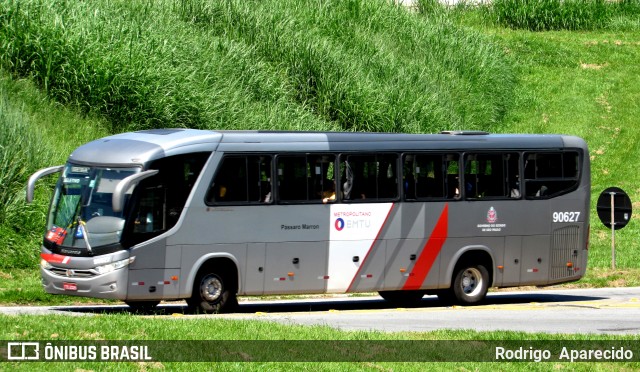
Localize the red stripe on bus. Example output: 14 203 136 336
346 203 395 293
40 253 71 264
402 204 448 290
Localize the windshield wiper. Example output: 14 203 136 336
77 217 93 254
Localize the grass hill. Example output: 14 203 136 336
1 0 639 283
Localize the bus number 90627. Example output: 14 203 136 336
552 211 580 223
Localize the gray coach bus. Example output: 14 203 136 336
27 129 590 313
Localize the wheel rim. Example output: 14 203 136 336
200 274 223 302
460 268 483 297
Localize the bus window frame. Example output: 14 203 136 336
274 153 337 205
202 148 584 207
339 152 401 203
523 149 582 200
461 151 521 201
205 153 275 206
401 152 462 202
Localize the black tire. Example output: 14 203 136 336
378 290 424 306
187 271 237 314
125 301 160 312
450 263 489 305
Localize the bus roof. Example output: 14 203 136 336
68 129 586 166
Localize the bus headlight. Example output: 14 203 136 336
94 257 135 275
40 259 52 270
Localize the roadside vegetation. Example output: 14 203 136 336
0 0 513 133
489 0 640 31
0 0 639 298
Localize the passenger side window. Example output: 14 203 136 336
341 154 398 202
524 152 579 199
403 153 459 201
276 154 335 203
206 155 272 204
463 153 520 199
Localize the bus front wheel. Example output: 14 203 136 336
188 271 237 314
441 263 489 305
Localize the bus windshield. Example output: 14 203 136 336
45 164 140 249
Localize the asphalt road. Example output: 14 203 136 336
225 287 640 335
2 287 640 335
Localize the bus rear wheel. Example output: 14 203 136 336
188 271 237 314
448 263 489 305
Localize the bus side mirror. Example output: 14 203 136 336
112 170 159 213
26 165 64 203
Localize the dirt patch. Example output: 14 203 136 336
581 62 608 70
608 278 627 287
0 272 13 280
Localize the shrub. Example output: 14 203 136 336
490 0 637 31
0 88 56 267
0 0 515 133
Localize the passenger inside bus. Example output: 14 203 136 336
536 185 548 197
322 181 336 203
510 176 521 198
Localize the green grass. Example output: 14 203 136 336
0 0 513 133
488 0 640 31
0 73 108 268
576 267 640 288
0 78 61 268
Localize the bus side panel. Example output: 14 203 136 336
380 203 447 291
175 203 331 296
499 236 522 286
520 235 550 285
127 268 180 300
328 203 394 293
263 241 327 294
244 243 266 295
384 238 441 291
127 238 182 300
328 239 385 293
129 238 171 269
